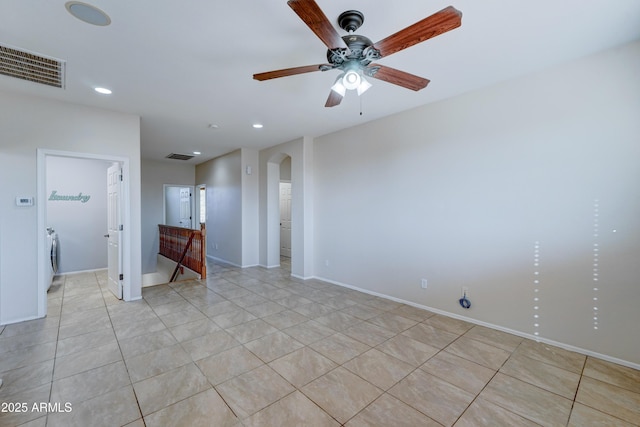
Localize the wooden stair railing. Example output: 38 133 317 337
158 223 206 281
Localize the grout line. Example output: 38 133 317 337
8 263 639 426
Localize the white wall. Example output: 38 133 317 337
0 90 142 324
46 156 109 273
280 156 292 181
164 187 183 227
196 150 242 266
259 137 314 278
313 41 640 366
241 148 260 267
141 159 195 274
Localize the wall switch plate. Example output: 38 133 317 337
421 279 428 289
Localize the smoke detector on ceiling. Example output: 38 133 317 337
65 2 111 26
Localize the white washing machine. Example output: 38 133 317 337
46 227 59 290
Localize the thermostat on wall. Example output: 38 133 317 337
16 196 34 206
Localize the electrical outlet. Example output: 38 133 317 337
462 286 469 297
214 243 218 250
421 279 428 289
325 259 330 267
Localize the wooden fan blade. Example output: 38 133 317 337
288 0 347 49
325 90 343 107
253 64 324 81
374 6 462 58
368 64 430 91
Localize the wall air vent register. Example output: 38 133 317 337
165 153 195 161
0 44 66 88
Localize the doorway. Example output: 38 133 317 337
37 149 131 316
279 155 292 264
163 184 195 228
279 182 292 258
197 185 206 225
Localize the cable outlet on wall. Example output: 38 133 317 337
462 286 469 297
421 279 428 289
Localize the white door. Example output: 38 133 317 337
107 163 123 299
279 182 292 258
179 188 192 228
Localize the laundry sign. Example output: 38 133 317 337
48 191 91 203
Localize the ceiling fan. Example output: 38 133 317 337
253 0 462 107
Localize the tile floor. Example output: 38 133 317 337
1 259 639 426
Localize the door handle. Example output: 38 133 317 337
104 234 109 238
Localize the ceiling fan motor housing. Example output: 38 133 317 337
326 34 380 69
255 2 462 107
337 10 364 33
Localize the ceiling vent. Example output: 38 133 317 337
165 153 194 161
0 44 66 88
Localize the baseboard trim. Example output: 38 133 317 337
314 275 640 371
206 255 242 268
0 314 43 326
260 264 281 269
59 267 107 275
291 273 314 281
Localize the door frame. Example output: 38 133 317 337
107 162 123 299
36 149 131 317
195 184 206 226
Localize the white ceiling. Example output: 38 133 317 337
2 1 639 165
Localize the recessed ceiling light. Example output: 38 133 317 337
252 123 263 129
208 124 219 129
65 2 111 26
94 87 112 95
193 151 201 155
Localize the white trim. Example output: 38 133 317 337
291 273 314 281
0 314 41 326
314 274 640 371
263 264 281 269
206 254 242 268
37 149 132 317
60 268 107 275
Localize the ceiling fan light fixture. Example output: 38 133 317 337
255 2 462 108
342 69 361 90
331 75 346 96
356 76 372 96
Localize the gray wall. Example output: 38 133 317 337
280 156 291 181
46 156 110 273
196 150 243 266
312 41 640 365
141 159 195 274
0 91 141 324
